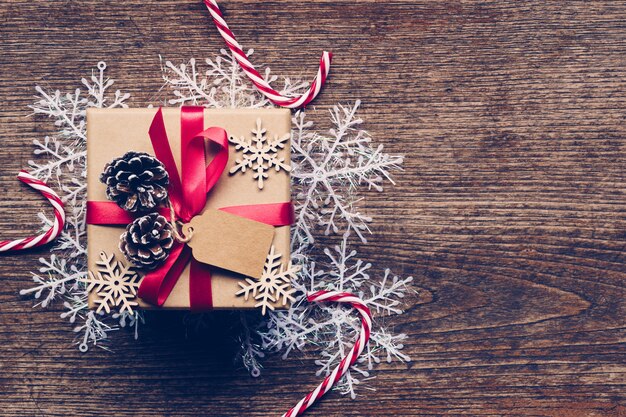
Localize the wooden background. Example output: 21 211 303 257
1 1 625 416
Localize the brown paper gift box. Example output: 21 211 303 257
86 108 292 310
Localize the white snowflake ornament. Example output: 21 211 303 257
236 246 299 315
229 118 291 189
82 251 140 315
22 62 130 351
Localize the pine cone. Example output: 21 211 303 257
119 213 174 270
100 151 169 212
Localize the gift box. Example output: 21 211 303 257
86 107 294 312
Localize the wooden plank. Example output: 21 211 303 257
0 1 624 415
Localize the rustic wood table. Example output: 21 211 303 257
1 1 625 416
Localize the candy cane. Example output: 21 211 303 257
282 291 372 417
204 0 332 109
0 171 65 252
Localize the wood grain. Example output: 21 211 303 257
1 1 625 416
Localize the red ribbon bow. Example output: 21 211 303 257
87 107 293 310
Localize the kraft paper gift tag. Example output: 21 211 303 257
183 209 275 279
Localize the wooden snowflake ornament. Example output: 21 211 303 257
229 118 291 189
236 246 299 315
82 251 140 314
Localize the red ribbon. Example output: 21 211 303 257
87 107 293 310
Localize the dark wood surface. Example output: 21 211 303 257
1 1 625 416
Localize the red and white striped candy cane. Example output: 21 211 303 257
204 0 332 109
282 291 372 417
0 171 65 252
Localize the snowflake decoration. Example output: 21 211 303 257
160 50 309 108
82 251 140 315
229 118 291 189
22 53 411 398
236 246 299 315
22 61 131 350
291 103 404 245
260 232 413 397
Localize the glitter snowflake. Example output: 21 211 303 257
236 246 299 315
260 232 413 398
229 118 291 189
159 50 308 108
82 251 140 315
22 61 134 349
291 102 404 246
